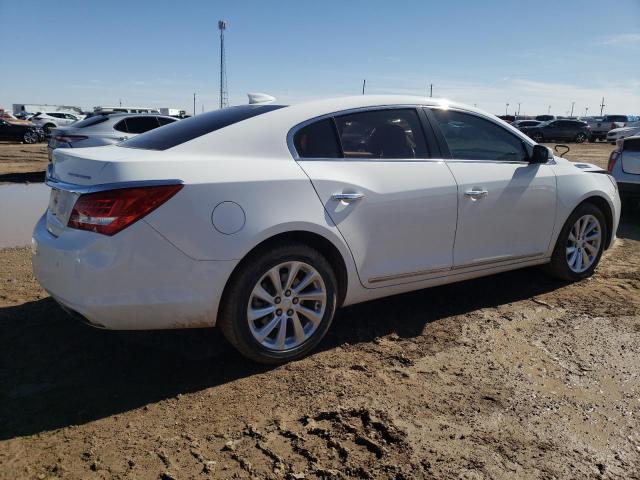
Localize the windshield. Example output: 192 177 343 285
120 104 286 151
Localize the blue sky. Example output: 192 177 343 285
1 0 639 116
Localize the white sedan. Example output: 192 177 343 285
32 96 621 363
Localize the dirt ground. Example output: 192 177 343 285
1 142 640 480
0 143 48 179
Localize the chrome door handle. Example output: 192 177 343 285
464 189 488 198
331 192 364 202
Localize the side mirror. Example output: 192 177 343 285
530 144 550 164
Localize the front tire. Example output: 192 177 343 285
218 243 338 364
43 123 56 134
23 130 38 144
545 203 607 281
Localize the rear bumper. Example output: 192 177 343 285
32 214 237 330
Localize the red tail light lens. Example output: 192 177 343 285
607 149 620 173
55 135 88 143
68 184 183 236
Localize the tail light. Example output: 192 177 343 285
607 147 620 173
54 134 88 144
68 184 183 236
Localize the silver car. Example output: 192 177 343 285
48 113 178 160
608 135 640 207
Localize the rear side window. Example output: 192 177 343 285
71 116 109 128
124 116 161 134
121 104 286 151
606 115 628 122
334 109 428 159
157 116 177 126
432 109 528 162
294 119 341 158
624 138 640 151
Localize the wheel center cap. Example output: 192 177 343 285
282 298 292 309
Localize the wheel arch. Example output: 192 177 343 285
579 195 614 249
218 230 350 324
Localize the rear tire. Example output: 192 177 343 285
532 132 543 143
575 132 587 143
218 242 338 364
545 202 607 281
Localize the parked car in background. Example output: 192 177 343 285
33 95 620 363
512 120 541 130
93 106 161 115
48 113 178 160
31 112 85 133
606 121 640 144
535 115 556 122
608 135 640 208
588 115 637 142
520 119 591 143
0 118 44 143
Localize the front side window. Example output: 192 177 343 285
334 109 428 159
431 109 528 162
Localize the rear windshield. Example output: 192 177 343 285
120 104 286 151
70 116 110 128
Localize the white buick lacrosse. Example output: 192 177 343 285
33 95 621 363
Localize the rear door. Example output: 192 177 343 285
294 107 458 288
428 108 556 268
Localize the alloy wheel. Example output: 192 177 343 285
247 261 327 351
566 214 601 273
576 133 586 143
23 131 37 144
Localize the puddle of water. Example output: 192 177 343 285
0 183 50 248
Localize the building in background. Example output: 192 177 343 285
13 103 83 115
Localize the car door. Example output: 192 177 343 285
294 107 458 288
428 108 556 268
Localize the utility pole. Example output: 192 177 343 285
193 93 196 116
218 20 228 109
362 79 366 95
600 97 605 116
570 101 575 117
429 84 433 98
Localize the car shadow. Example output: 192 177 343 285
0 262 568 440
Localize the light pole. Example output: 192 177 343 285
585 107 589 117
505 103 509 117
517 102 521 117
570 101 575 117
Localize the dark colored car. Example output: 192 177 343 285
520 119 591 143
0 119 44 144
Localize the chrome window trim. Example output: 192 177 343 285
287 104 435 162
427 106 554 165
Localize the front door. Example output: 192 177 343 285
429 108 556 268
293 108 459 287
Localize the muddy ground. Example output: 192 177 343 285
1 142 640 480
